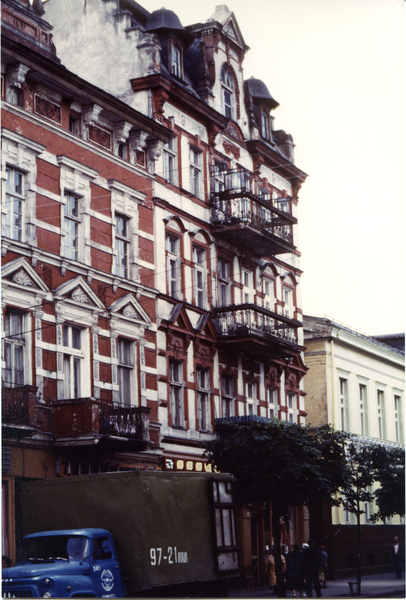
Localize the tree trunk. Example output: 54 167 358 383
272 504 287 598
356 496 362 594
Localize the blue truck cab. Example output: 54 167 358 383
2 528 126 598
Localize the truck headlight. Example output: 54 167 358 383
42 578 52 586
42 593 53 598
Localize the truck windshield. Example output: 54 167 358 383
19 535 90 562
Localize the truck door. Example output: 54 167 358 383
91 535 122 598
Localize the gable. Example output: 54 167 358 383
108 293 151 325
53 276 105 310
2 257 49 293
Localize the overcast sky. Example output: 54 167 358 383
138 0 404 337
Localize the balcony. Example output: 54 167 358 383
214 304 303 359
210 167 297 256
53 398 151 452
2 385 38 438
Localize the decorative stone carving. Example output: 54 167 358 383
129 129 149 164
57 352 63 372
153 89 169 119
147 139 165 162
5 63 30 103
112 364 117 385
223 139 240 160
88 125 111 149
36 347 42 368
122 305 138 318
208 124 220 151
113 121 132 155
71 287 91 304
12 269 33 287
56 323 63 345
34 95 61 123
81 104 103 141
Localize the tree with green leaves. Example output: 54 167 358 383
370 446 405 523
204 421 349 598
340 443 405 594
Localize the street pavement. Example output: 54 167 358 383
228 572 405 598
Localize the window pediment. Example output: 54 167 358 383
2 257 49 293
54 276 105 310
108 293 151 326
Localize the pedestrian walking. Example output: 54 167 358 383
265 548 286 595
390 536 404 580
318 545 328 589
303 539 322 598
286 544 306 597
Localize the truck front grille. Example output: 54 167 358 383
2 588 35 598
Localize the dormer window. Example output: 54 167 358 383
221 65 234 120
171 45 181 77
261 111 269 140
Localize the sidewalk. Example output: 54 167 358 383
228 572 405 598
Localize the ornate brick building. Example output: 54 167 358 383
2 0 307 585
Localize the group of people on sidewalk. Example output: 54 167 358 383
265 539 327 598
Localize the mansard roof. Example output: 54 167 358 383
145 7 193 45
245 76 279 109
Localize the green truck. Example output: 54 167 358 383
4 471 239 597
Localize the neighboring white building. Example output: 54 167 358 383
303 316 405 576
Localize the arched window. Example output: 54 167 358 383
221 65 234 119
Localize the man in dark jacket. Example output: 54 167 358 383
303 539 322 598
390 536 404 579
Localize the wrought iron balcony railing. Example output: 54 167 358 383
53 398 150 449
214 304 302 357
2 384 38 428
210 167 296 255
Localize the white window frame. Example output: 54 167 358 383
169 359 184 428
377 389 385 439
246 381 257 416
117 337 134 406
1 130 45 252
287 392 296 423
241 269 253 304
221 65 234 120
261 111 269 140
63 191 81 261
268 386 278 419
218 259 231 307
193 246 207 309
166 234 181 299
171 45 181 77
196 367 210 432
4 167 25 242
283 286 294 318
114 213 130 279
359 383 367 435
263 277 274 311
190 147 202 199
3 310 26 388
63 324 84 399
339 377 348 432
394 394 401 442
163 136 177 185
221 373 235 418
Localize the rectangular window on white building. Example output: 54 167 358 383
218 259 231 307
268 387 278 419
359 384 367 435
63 192 80 261
169 360 184 428
163 136 177 184
196 367 210 432
166 235 181 299
190 147 202 199
5 167 24 242
394 395 401 442
377 389 385 439
3 311 25 387
246 381 256 416
221 374 234 418
114 213 130 278
339 377 348 432
117 338 133 406
63 325 83 399
193 246 206 309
